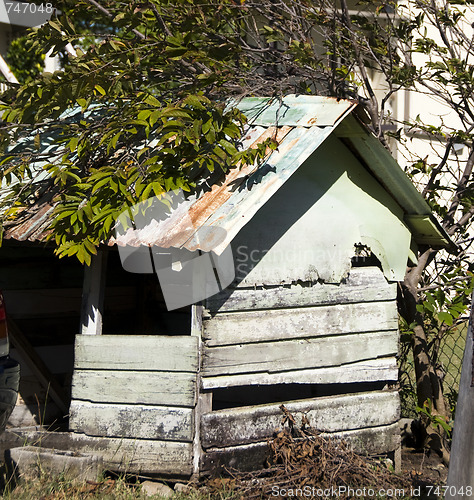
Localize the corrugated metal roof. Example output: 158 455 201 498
4 201 55 242
111 96 359 253
1 95 451 250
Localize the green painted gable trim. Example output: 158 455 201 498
335 114 451 248
405 215 451 248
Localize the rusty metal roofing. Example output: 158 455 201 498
1 95 451 249
111 96 360 253
4 200 55 242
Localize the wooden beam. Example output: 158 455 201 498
8 319 69 414
69 401 194 442
71 370 197 407
80 250 108 335
201 391 400 448
74 334 198 372
191 304 203 337
191 304 204 477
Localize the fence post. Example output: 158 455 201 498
446 293 474 498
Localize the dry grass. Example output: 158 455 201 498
2 474 146 500
0 470 231 500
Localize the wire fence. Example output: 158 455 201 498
438 323 468 413
398 150 472 419
399 321 468 419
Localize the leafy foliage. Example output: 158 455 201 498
0 0 284 263
4 35 44 84
417 398 453 438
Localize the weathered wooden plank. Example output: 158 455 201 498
73 434 194 476
0 428 193 476
203 301 397 347
201 357 398 389
202 331 398 377
201 391 399 448
74 335 198 372
191 305 203 337
328 423 401 455
191 304 204 476
71 370 196 407
69 401 194 442
200 423 400 474
206 267 395 312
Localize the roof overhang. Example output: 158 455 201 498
2 95 453 253
334 113 453 249
112 96 359 254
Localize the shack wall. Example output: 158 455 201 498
200 266 400 472
69 335 199 476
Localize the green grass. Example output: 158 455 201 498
0 470 239 500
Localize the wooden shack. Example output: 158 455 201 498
2 96 450 477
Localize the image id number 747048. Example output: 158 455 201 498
5 2 53 14
427 485 472 497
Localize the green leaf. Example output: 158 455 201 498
144 95 161 107
69 137 79 152
205 125 216 143
48 21 62 32
113 12 126 22
110 132 121 151
138 109 152 121
149 110 161 127
34 133 41 150
160 108 191 119
438 311 453 325
76 98 87 110
183 95 207 109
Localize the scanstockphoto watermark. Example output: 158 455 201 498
272 485 425 498
114 191 373 311
272 485 473 498
234 244 370 280
1 0 55 27
115 190 235 311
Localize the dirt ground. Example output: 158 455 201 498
401 447 448 487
